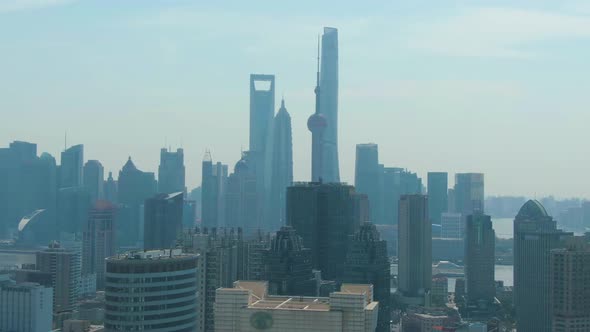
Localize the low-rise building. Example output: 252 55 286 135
215 281 378 332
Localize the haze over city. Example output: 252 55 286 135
2 0 590 198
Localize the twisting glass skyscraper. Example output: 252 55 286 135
319 27 340 183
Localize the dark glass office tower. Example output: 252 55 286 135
427 172 448 225
157 147 185 195
343 222 391 332
319 27 340 183
263 226 315 296
286 182 365 280
269 99 293 230
465 212 495 305
397 194 431 306
514 200 572 332
382 167 422 225
143 192 183 250
355 144 381 223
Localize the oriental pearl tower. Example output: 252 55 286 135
308 41 327 182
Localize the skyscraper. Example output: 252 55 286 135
201 152 228 228
225 151 261 233
427 172 448 225
104 249 198 332
381 167 423 225
319 27 340 183
263 226 315 296
103 171 117 203
249 74 275 156
143 192 183 250
37 242 81 313
342 222 391 332
158 147 185 194
514 200 572 332
287 182 365 280
269 99 293 230
0 141 57 238
83 160 104 204
454 173 484 215
355 143 381 223
250 74 275 225
464 212 495 306
82 200 115 290
550 237 590 331
60 144 84 189
397 194 431 306
57 186 91 234
117 157 157 246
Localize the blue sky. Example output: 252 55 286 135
1 0 590 198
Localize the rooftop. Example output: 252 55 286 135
107 249 195 261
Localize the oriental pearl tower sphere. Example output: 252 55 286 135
308 46 327 183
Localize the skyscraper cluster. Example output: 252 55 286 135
1 24 590 332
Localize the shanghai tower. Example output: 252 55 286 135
319 27 340 182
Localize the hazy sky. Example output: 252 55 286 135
1 0 589 198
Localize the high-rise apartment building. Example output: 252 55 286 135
342 222 390 332
397 194 431 306
269 99 293 230
464 212 495 305
514 200 572 332
60 144 84 189
158 147 185 194
427 172 448 225
201 153 228 228
143 192 183 250
454 173 484 215
0 282 53 332
37 242 81 313
215 281 378 332
104 249 199 332
82 200 115 290
318 27 340 183
83 160 104 204
263 226 315 296
355 144 381 224
550 237 590 332
287 182 365 280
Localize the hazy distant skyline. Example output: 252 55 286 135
2 0 590 198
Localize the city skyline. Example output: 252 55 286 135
2 1 590 199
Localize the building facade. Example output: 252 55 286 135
83 160 104 204
269 99 293 230
201 153 228 228
60 144 84 189
514 200 572 332
355 144 381 224
464 212 495 305
342 222 390 332
427 172 448 225
287 182 366 280
550 237 590 332
215 281 378 332
454 173 484 216
397 194 431 306
82 200 116 290
0 282 53 332
144 192 183 250
37 242 81 313
104 249 199 332
158 147 185 195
